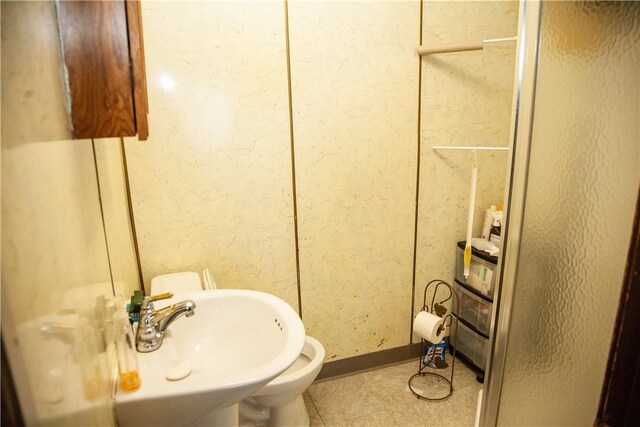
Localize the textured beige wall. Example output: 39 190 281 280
1 137 116 426
125 0 518 361
94 138 141 299
288 0 419 360
1 0 70 147
1 139 137 424
1 2 140 425
124 1 299 310
414 1 518 321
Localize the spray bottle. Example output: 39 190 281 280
489 204 503 246
482 205 498 239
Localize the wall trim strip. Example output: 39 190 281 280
480 1 543 424
316 343 423 382
119 137 145 291
283 0 303 318
91 139 116 292
409 0 425 344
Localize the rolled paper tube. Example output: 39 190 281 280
413 311 446 344
417 42 483 55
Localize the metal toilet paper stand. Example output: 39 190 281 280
408 279 459 401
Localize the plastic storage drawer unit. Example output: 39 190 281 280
455 241 498 298
450 315 488 370
453 280 492 337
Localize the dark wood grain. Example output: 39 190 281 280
596 188 640 426
125 0 148 140
58 0 136 139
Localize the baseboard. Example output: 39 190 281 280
315 342 422 382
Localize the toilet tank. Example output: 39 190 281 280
150 272 203 295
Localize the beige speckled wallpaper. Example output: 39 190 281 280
94 138 142 299
288 0 420 360
124 1 299 309
414 1 518 324
2 137 118 427
125 0 518 361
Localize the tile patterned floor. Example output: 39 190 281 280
304 358 482 427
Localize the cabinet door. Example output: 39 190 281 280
125 0 148 140
57 0 148 140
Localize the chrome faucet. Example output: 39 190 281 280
136 292 196 353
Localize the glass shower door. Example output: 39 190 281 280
492 1 640 425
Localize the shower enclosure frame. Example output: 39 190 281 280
479 0 542 425
481 0 640 423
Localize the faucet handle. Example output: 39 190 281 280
149 292 174 302
141 292 174 310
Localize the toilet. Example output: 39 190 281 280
149 271 203 295
150 272 325 427
242 335 325 427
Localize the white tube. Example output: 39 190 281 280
433 145 509 151
483 36 517 44
464 163 478 279
417 42 483 55
417 36 516 56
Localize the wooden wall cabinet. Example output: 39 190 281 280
57 0 148 140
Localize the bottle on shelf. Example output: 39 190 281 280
113 310 141 392
489 218 501 246
482 205 498 240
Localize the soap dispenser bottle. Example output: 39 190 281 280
482 205 498 239
113 311 141 392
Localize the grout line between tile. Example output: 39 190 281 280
309 356 482 426
306 392 327 427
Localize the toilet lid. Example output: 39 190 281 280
150 272 203 295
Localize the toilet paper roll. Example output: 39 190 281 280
413 311 445 344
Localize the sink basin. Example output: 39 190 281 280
115 290 305 426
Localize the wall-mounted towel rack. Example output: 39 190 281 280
418 36 516 55
433 146 509 151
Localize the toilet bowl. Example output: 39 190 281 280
149 272 325 427
242 336 325 427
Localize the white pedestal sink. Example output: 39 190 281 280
115 290 305 426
